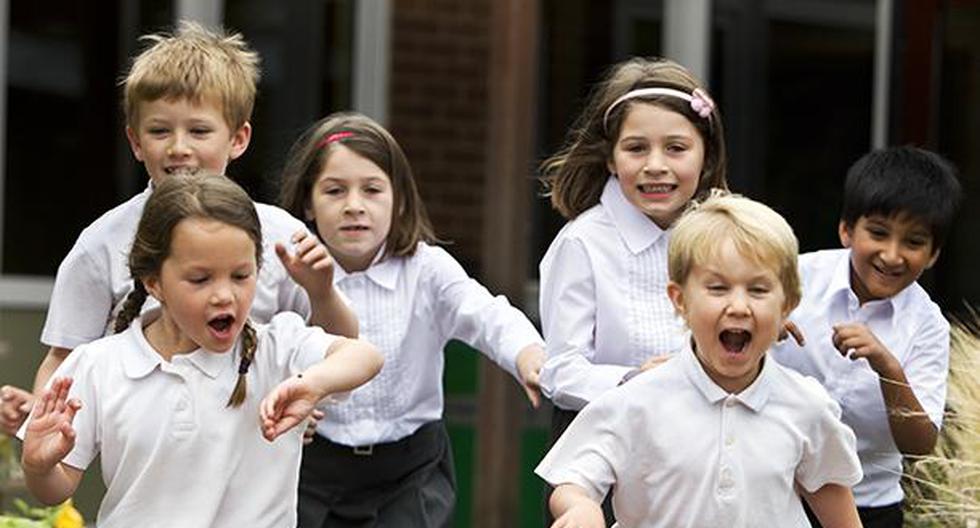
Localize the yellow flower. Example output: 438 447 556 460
52 500 83 528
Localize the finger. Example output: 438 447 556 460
269 416 303 440
523 383 541 409
299 243 327 266
291 229 308 245
275 242 293 268
787 322 806 346
63 399 82 425
311 409 325 421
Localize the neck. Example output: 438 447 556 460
143 312 197 361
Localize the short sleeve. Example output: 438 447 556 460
795 386 863 493
902 314 950 429
41 245 115 348
534 391 630 501
262 312 342 376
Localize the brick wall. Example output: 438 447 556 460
389 0 491 273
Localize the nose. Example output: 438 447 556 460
643 150 668 175
880 239 903 267
343 191 366 215
725 289 751 316
209 281 233 306
167 132 191 157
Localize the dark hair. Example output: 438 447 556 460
279 111 436 259
842 146 962 250
113 173 263 407
541 57 728 220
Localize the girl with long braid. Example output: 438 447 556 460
19 174 383 528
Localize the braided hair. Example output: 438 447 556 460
113 173 263 408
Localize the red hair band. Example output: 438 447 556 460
316 131 354 149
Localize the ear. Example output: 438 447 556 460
838 220 853 248
606 157 617 176
667 281 686 318
228 121 253 161
126 126 144 162
925 247 941 270
143 276 164 305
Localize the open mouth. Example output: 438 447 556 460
207 314 235 338
871 262 904 279
340 225 370 233
719 329 751 354
638 183 676 194
164 166 199 176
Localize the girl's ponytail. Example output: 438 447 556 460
226 319 257 407
113 280 149 334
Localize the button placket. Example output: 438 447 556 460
717 397 738 500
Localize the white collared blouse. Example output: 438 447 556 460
315 242 544 446
539 176 688 411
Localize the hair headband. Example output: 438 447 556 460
316 131 354 149
603 87 715 132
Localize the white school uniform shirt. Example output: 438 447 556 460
535 346 863 528
315 242 543 446
770 248 949 507
41 185 312 348
539 175 688 411
20 310 338 528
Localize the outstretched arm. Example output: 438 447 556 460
801 483 862 528
260 338 382 441
277 230 359 338
548 484 606 528
21 377 85 505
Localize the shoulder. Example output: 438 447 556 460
414 242 466 277
71 192 147 251
559 203 613 240
254 202 306 235
768 360 838 416
798 249 846 277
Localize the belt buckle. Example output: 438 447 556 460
353 444 374 456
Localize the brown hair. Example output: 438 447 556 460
279 111 436 259
114 173 263 407
122 20 260 131
541 57 728 220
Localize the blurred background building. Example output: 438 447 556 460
0 0 976 526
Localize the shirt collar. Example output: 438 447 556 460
333 244 401 291
600 175 668 254
680 342 772 412
122 308 235 380
829 248 903 316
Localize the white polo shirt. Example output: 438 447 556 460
535 346 862 528
539 176 688 411
770 248 949 507
316 242 543 446
41 185 312 348
26 310 337 528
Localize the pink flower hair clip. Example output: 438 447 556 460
689 88 715 118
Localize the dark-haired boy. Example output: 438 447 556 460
772 146 962 528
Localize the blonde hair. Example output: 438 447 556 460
541 57 728 220
278 112 437 260
122 20 260 131
668 191 801 312
114 173 262 408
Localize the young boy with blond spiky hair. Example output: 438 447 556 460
0 21 356 434
536 192 863 528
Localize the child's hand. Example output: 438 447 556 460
1 384 34 435
832 322 899 375
302 409 325 445
276 230 336 298
551 502 605 528
21 377 81 476
260 375 321 442
639 353 673 372
779 320 806 346
516 344 544 409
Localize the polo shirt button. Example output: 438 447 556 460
725 436 734 447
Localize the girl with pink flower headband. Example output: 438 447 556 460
536 56 728 526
